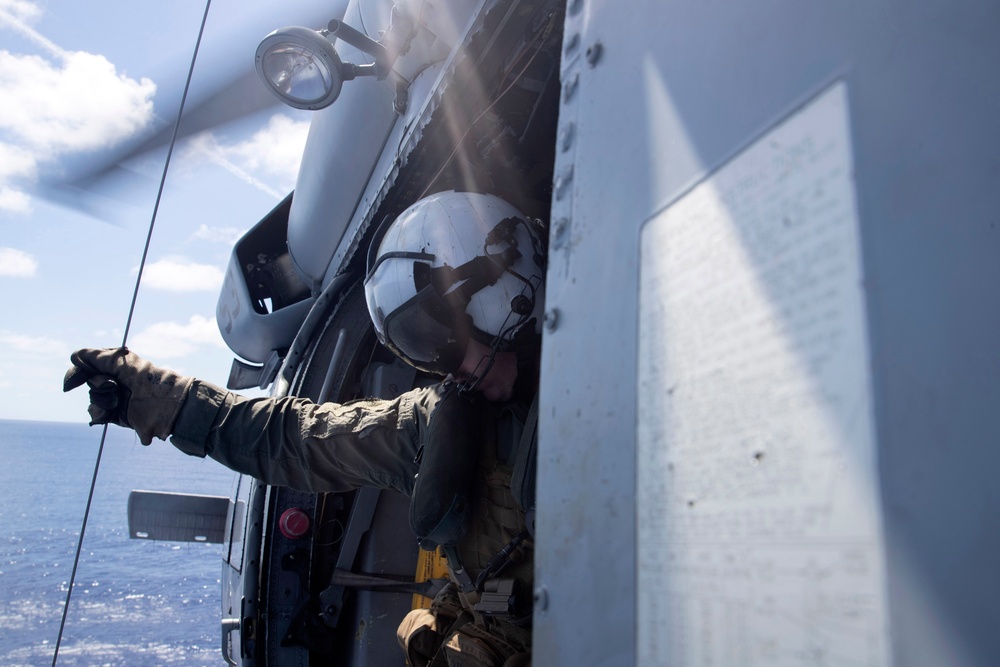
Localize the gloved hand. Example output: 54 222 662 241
63 347 194 445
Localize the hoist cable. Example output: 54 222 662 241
51 1 214 663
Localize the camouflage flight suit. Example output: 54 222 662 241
169 380 535 667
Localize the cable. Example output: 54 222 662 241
418 11 554 200
50 1 214 663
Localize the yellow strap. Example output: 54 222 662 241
412 546 451 609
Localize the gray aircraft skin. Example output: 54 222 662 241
126 0 1000 665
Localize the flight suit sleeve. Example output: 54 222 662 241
169 380 443 495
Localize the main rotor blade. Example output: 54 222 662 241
36 0 350 214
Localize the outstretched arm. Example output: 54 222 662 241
65 347 439 495
171 380 436 495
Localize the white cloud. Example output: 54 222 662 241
0 0 43 30
140 257 225 292
0 330 71 417
0 50 156 153
129 314 225 359
224 113 310 184
0 140 38 212
0 246 38 276
184 113 308 195
0 330 66 356
191 223 245 245
0 141 36 179
0 2 157 211
0 186 30 212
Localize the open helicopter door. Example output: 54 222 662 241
222 283 447 666
536 1 999 666
214 0 566 661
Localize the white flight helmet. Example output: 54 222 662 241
364 190 546 376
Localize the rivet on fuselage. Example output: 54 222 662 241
586 41 603 67
543 309 560 332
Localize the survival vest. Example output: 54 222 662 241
408 383 538 622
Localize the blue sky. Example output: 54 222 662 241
0 0 340 422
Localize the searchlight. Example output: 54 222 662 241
255 21 392 111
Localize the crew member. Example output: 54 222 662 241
64 191 546 667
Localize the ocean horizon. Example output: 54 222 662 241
0 418 236 666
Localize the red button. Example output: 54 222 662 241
279 507 310 539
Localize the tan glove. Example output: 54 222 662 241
63 347 194 445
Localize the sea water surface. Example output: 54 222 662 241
0 419 236 666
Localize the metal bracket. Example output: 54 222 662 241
318 487 381 627
220 618 240 666
473 578 517 616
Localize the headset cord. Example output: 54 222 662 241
50 1 214 664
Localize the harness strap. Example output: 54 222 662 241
510 393 539 523
443 544 481 610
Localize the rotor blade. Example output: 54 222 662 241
138 69 280 155
36 0 350 213
35 161 165 225
49 68 283 197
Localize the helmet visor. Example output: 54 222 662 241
380 286 470 375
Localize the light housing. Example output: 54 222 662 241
255 26 345 110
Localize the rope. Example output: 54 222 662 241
51 1 214 663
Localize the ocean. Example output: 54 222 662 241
0 419 237 666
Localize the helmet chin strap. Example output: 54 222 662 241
457 313 541 396
456 351 496 396
455 308 517 396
